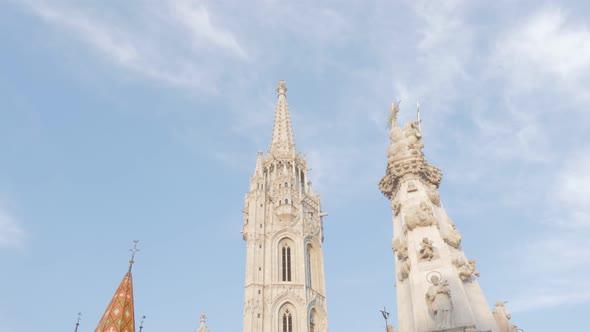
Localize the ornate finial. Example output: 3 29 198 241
388 101 401 128
128 240 140 272
276 80 288 96
74 312 81 332
139 315 146 332
200 312 207 324
416 100 422 132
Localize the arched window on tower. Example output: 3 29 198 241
282 309 293 332
309 309 316 332
281 244 292 282
285 198 289 204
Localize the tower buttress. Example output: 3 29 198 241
242 81 328 332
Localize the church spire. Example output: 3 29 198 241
269 80 296 155
94 241 138 332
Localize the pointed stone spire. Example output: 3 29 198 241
253 151 264 177
269 80 296 155
95 242 138 332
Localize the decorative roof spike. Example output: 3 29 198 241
269 80 296 154
95 242 137 332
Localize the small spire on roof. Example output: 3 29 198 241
139 315 146 332
74 312 81 332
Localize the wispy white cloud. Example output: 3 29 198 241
0 207 25 249
555 153 590 227
167 0 247 59
21 0 248 90
494 7 590 86
511 290 590 313
508 152 590 312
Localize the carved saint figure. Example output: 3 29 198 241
425 275 453 330
387 121 424 162
419 237 435 261
493 302 516 332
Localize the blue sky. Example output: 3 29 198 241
1 0 589 331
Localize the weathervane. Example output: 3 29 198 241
74 312 81 332
139 315 146 332
379 306 390 329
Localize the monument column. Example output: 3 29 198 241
379 103 499 332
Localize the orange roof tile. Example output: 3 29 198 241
94 271 135 332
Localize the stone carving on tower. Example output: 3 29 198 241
241 81 328 332
379 103 513 332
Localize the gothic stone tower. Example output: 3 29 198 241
379 109 499 332
241 81 328 332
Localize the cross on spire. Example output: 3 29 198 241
128 240 140 272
